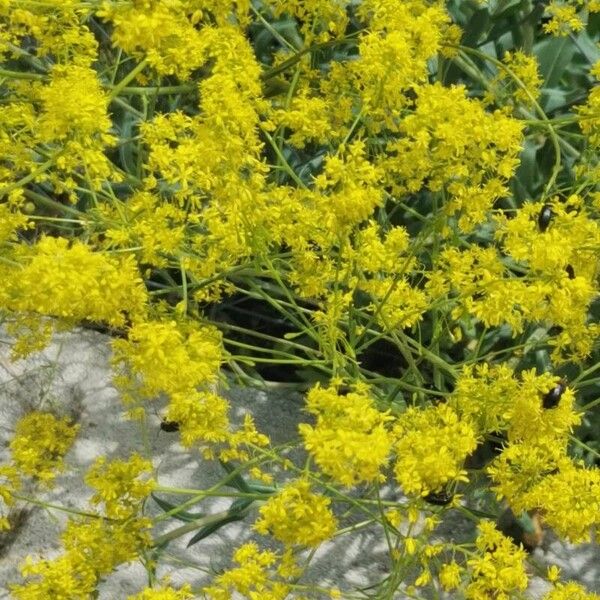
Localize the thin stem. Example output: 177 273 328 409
109 59 149 100
0 68 45 80
0 160 54 198
261 129 306 188
23 188 84 217
110 84 196 95
11 493 103 519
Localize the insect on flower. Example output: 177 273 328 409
542 379 567 409
424 489 453 506
538 204 553 232
160 419 180 432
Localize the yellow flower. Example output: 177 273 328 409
254 478 337 546
543 581 600 600
0 464 20 530
128 584 194 599
10 412 78 485
439 561 462 591
203 542 293 600
547 565 561 583
84 454 155 519
393 403 478 497
543 3 585 35
2 237 147 329
299 385 394 486
111 319 223 401
466 521 528 599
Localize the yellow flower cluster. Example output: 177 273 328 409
542 1 600 35
432 196 600 359
485 51 543 109
98 1 252 77
1 237 148 328
0 1 97 66
393 403 478 497
0 201 30 246
267 0 348 44
299 385 394 486
578 85 600 148
9 412 79 485
39 65 112 143
543 581 600 600
451 366 580 443
465 521 528 599
128 585 194 600
0 62 118 197
11 455 154 598
382 82 523 193
254 478 337 546
99 191 187 268
85 454 156 520
1 411 77 530
520 463 600 543
353 0 453 131
12 518 151 599
112 319 269 459
112 320 223 401
0 464 20 531
203 542 300 600
354 223 429 329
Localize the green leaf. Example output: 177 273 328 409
489 0 525 19
220 460 252 493
186 498 254 548
186 514 244 547
572 31 600 66
535 36 577 88
461 9 491 47
151 494 205 523
540 88 570 113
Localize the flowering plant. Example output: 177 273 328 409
1 0 600 597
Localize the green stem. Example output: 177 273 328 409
110 84 196 95
261 129 306 188
23 188 83 217
0 68 45 80
569 434 600 460
151 509 244 547
109 58 149 100
11 493 103 519
0 160 54 198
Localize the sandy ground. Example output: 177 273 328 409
0 328 598 598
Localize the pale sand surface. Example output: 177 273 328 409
0 329 598 598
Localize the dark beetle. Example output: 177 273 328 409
160 420 180 432
538 204 553 232
565 265 575 279
424 490 453 506
542 379 567 409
